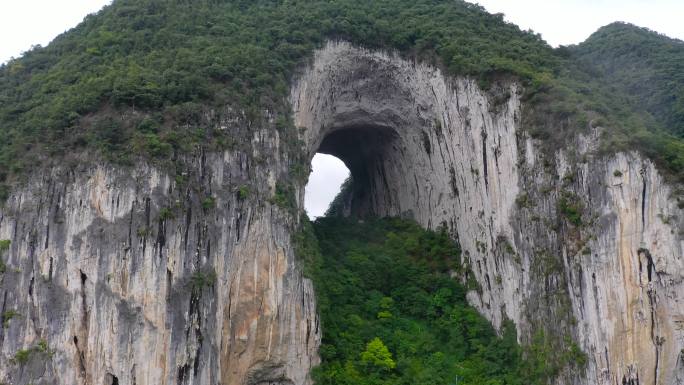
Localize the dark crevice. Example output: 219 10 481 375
0 291 7 346
166 269 173 302
106 373 119 385
128 202 134 258
638 248 654 282
654 346 660 384
184 205 192 251
44 222 50 249
157 216 166 259
421 130 431 155
641 170 647 229
206 238 211 262
74 336 87 379
449 166 460 197
143 197 151 256
177 363 190 385
236 212 241 242
481 130 488 191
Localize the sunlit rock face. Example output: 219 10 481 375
291 41 683 385
0 153 319 384
0 40 681 385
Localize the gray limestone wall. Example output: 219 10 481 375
0 40 682 385
0 144 319 384
291 41 684 385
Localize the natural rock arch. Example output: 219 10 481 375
291 41 521 226
0 40 681 385
290 41 684 385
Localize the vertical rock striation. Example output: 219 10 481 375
0 148 319 384
291 41 683 384
0 40 681 385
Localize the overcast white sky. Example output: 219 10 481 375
2 0 682 217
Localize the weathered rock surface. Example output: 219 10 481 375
291 41 683 384
0 150 319 384
0 40 682 385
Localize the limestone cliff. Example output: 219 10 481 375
0 40 682 385
0 150 319 384
291 42 683 385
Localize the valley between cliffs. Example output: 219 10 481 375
0 41 682 385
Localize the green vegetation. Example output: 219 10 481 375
158 207 174 221
237 185 250 200
2 310 20 328
0 240 10 253
571 22 684 139
201 196 215 210
36 339 50 354
360 338 396 371
302 217 586 385
10 340 53 365
136 226 151 238
0 240 9 274
13 349 31 365
0 0 556 191
0 0 681 198
558 192 583 226
325 177 353 217
560 22 684 181
515 193 533 209
271 182 296 210
188 269 217 295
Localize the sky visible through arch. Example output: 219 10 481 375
305 154 350 218
2 0 683 217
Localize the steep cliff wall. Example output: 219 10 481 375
0 40 681 385
291 41 684 385
0 147 319 384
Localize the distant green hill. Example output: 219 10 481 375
571 22 684 139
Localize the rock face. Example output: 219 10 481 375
0 151 319 384
290 41 683 384
0 40 682 385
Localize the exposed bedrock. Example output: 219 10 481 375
291 41 683 384
0 149 319 384
0 40 681 385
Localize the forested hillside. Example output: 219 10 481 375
0 0 682 203
571 22 684 139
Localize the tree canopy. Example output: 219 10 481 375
297 217 587 385
0 0 682 201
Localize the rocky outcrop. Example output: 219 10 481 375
0 40 681 385
0 149 319 384
291 41 683 384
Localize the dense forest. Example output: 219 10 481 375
571 22 684 139
0 0 682 203
297 217 586 385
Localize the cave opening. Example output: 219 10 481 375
303 123 406 219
